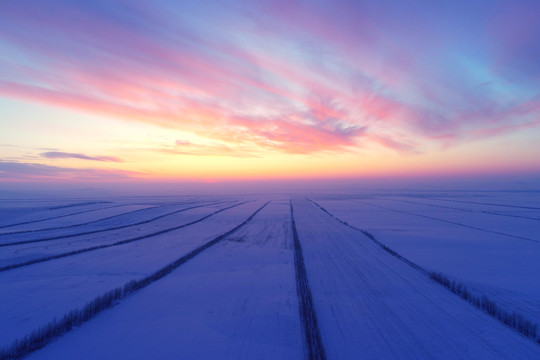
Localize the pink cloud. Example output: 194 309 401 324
1 0 539 160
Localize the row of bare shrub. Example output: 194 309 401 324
0 201 269 360
307 198 539 344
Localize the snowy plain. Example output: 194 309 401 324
0 191 538 359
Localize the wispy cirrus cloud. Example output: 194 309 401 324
41 151 122 162
0 0 539 158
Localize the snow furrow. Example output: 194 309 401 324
0 200 265 353
307 199 428 275
362 200 539 243
0 200 231 247
314 197 540 328
18 201 305 360
0 204 161 236
430 197 540 211
0 201 249 272
292 199 540 359
0 201 270 360
308 199 540 344
383 197 540 221
0 203 127 229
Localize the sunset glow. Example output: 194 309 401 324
1 0 540 185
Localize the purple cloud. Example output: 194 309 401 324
0 161 137 181
41 152 122 162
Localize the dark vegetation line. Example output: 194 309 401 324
0 201 250 273
362 200 539 243
429 197 540 211
0 204 129 230
383 197 540 222
47 201 111 210
307 199 540 345
0 201 231 247
307 199 427 275
0 205 162 236
0 201 270 360
429 272 537 341
290 201 327 360
0 200 229 237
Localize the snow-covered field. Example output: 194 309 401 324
312 191 540 327
0 191 539 359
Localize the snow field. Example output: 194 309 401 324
1 192 539 359
292 199 540 359
314 195 540 330
0 200 225 243
0 204 158 234
0 200 263 349
27 200 304 360
0 201 240 268
364 197 539 241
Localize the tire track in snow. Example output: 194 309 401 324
0 201 231 247
290 201 327 360
0 201 251 272
362 200 539 243
0 201 270 360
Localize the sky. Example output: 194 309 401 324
1 0 540 188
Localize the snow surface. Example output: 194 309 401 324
27 200 303 360
314 192 540 327
0 201 238 267
293 199 539 359
0 200 263 348
0 191 539 359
